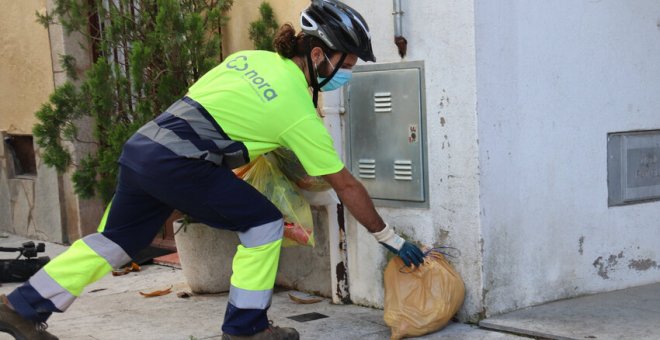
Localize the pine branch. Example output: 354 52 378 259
35 0 234 202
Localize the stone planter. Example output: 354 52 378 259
173 219 240 294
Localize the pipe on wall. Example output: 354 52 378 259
393 0 407 58
321 89 351 304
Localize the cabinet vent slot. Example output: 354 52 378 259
393 160 413 181
358 159 376 179
373 92 392 112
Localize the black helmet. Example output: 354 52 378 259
300 0 376 62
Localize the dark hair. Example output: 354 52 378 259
273 23 334 59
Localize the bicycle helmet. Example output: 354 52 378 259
300 0 376 62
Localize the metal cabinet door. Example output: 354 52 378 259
345 62 426 205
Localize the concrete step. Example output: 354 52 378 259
480 283 660 340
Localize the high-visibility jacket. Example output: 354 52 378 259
120 50 344 177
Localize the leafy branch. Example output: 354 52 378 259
33 0 234 202
249 2 279 51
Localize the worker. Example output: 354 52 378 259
0 0 425 339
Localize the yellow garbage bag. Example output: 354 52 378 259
234 155 314 247
384 250 465 339
270 148 331 192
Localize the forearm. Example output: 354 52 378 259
323 168 385 233
334 182 385 233
339 184 423 266
324 168 425 267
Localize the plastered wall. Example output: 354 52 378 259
0 0 66 242
343 0 483 320
476 0 660 315
223 0 308 55
0 0 53 134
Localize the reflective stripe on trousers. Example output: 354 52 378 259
7 233 130 322
222 218 284 335
229 218 284 309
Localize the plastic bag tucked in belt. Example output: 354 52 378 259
270 148 331 192
234 155 314 247
384 249 465 340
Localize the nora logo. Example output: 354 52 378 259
226 55 278 102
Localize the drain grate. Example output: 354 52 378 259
287 312 329 322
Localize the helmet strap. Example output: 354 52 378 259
306 51 320 108
306 48 347 108
317 52 347 88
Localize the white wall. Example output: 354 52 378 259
476 0 660 315
344 0 483 320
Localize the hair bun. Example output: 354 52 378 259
274 23 298 58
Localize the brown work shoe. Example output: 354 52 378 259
0 295 58 340
222 321 299 340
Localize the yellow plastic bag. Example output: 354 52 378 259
234 155 315 247
270 148 331 192
384 250 465 340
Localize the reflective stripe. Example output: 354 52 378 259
28 269 76 311
137 99 247 168
43 239 113 296
231 239 282 291
97 201 112 232
82 233 131 268
228 285 272 310
138 121 226 164
167 99 226 142
238 218 284 248
17 234 129 315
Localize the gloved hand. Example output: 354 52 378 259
372 224 425 267
381 241 425 267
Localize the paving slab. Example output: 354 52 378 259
0 233 523 339
480 283 660 340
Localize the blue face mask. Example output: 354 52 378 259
318 69 353 92
317 53 353 92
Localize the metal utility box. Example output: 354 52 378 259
608 130 660 206
344 61 427 207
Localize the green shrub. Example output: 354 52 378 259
34 0 233 202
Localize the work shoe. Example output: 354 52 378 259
0 295 58 340
222 322 299 340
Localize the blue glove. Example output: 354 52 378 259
381 241 425 267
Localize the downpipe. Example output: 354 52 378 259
393 0 407 58
321 89 351 304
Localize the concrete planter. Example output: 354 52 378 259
173 219 239 294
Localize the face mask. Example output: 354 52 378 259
316 53 353 92
318 68 352 92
